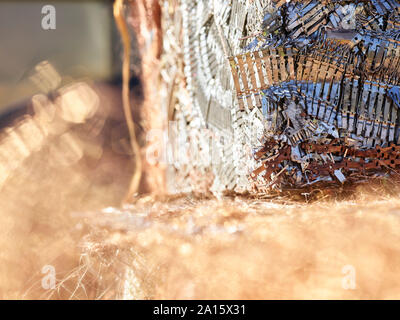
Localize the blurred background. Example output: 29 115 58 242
0 0 145 298
0 1 115 110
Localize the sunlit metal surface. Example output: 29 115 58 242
225 0 400 192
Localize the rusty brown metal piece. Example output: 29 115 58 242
252 139 400 190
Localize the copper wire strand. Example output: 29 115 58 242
114 0 142 200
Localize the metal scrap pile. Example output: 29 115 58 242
229 0 400 192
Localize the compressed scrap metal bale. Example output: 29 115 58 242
224 0 400 192
162 0 400 195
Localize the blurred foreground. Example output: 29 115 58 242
77 192 400 300
4 176 400 298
